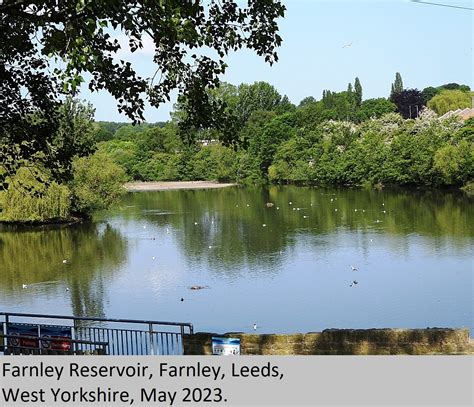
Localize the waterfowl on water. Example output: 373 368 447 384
350 265 358 272
22 284 28 289
350 281 358 287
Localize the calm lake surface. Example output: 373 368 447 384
1 186 472 334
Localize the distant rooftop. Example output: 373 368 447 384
439 107 474 121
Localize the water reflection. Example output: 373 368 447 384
0 186 472 334
115 186 472 270
0 223 127 317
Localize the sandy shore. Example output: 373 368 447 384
124 181 236 192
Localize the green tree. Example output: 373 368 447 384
71 152 127 213
356 98 397 122
434 142 473 185
236 81 284 124
1 98 96 189
298 96 316 108
390 72 404 97
354 77 363 107
421 86 439 105
1 167 71 222
1 0 286 178
427 89 472 115
249 114 295 173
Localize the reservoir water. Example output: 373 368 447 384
0 186 472 334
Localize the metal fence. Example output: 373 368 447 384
0 311 193 355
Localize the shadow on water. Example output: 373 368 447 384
0 222 127 318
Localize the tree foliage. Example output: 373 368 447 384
0 167 71 222
354 77 362 107
390 72 403 97
356 98 397 122
390 89 425 119
1 0 285 121
427 89 472 115
71 152 127 213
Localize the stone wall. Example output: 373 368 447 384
183 328 471 355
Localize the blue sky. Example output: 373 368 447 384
80 0 473 122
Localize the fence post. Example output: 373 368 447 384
4 314 9 355
149 323 154 355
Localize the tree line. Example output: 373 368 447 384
93 73 473 187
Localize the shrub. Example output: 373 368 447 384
71 152 127 213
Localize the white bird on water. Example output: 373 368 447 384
253 323 258 331
350 265 358 272
62 259 67 264
22 284 28 289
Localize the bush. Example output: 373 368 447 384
1 167 71 222
71 152 127 213
427 90 472 115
